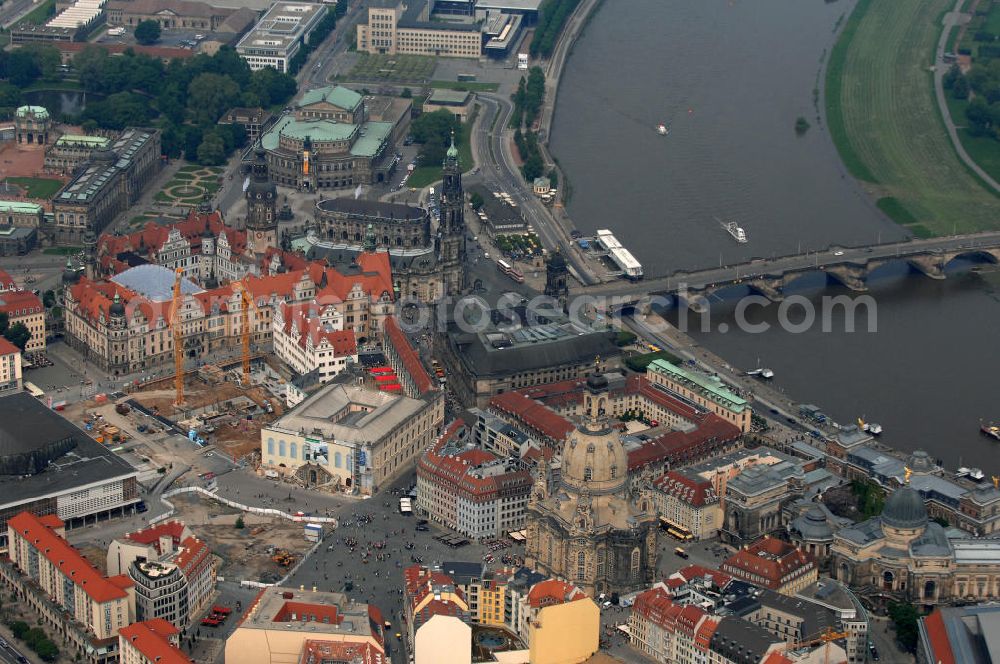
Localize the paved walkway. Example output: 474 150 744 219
933 2 1000 193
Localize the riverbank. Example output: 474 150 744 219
825 0 1000 235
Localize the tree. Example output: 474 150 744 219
966 96 991 136
42 290 55 308
4 323 31 351
410 109 460 166
84 92 151 130
522 152 544 181
888 601 919 653
187 73 239 126
134 20 162 45
401 87 413 98
6 51 40 87
952 73 969 100
235 516 245 529
247 67 297 108
0 83 21 110
470 191 484 210
196 133 226 166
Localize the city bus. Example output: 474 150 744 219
496 259 525 284
660 517 694 541
24 382 44 399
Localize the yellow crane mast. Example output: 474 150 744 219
168 268 185 407
231 281 261 387
783 628 850 664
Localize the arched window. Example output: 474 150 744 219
334 451 342 468
924 580 936 600
267 437 274 455
289 442 297 460
630 548 641 580
576 551 586 581
584 467 592 481
278 440 286 457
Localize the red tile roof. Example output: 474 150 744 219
383 316 433 395
416 423 532 504
0 337 20 356
298 640 384 664
8 511 131 604
0 290 42 317
277 301 358 356
672 564 732 590
119 620 191 664
174 537 211 578
125 521 189 550
488 392 574 442
58 41 195 61
39 515 64 529
626 415 740 471
273 601 343 625
0 268 16 291
759 653 794 664
721 537 816 590
652 471 718 507
527 579 586 608
920 609 956 664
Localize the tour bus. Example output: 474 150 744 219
660 517 694 541
496 258 525 284
398 497 413 515
24 382 44 399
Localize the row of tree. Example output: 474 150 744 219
511 66 545 129
513 128 544 181
7 620 59 662
529 0 581 58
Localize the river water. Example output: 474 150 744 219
550 0 905 275
551 0 1000 471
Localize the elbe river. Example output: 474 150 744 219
550 0 1000 471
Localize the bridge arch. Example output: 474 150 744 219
943 249 1000 269
779 269 846 292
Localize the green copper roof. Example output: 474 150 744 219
350 122 393 158
0 200 43 215
299 85 363 112
16 105 48 119
261 117 359 150
446 133 458 160
648 359 748 414
55 135 110 148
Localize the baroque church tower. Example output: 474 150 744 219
438 133 466 295
245 147 278 258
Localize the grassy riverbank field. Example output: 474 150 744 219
826 0 1000 236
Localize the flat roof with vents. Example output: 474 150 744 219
236 2 324 58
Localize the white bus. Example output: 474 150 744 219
398 497 413 515
24 382 44 399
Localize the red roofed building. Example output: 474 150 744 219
382 316 434 397
0 335 22 395
518 578 598 664
629 586 718 664
402 564 470 646
670 564 733 591
64 253 394 376
416 422 533 538
0 289 45 352
488 374 742 479
119 619 192 664
225 587 386 664
3 511 136 662
0 268 17 292
106 521 215 629
650 470 721 540
722 536 817 596
272 300 358 384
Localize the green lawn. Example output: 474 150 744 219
826 0 1000 235
348 54 437 82
6 177 63 200
22 0 55 25
985 1 1000 35
407 107 478 188
42 246 81 256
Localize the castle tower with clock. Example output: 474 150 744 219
245 147 278 258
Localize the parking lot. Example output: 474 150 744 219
93 26 210 50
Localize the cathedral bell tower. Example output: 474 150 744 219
544 249 570 310
438 132 466 295
246 147 278 258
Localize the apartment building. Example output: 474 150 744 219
357 0 482 58
0 289 45 352
2 512 136 664
0 337 22 395
646 359 752 432
118 619 192 664
271 300 357 384
235 2 325 72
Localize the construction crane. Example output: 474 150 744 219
783 628 849 664
231 281 262 387
168 268 185 407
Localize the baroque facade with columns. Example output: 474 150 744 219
524 370 658 598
